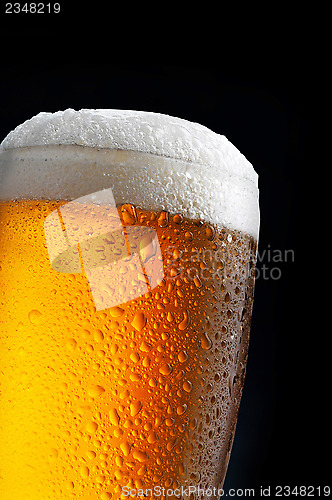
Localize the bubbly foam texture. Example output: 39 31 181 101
0 109 259 238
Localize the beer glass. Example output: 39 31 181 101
0 109 259 499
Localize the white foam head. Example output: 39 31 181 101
0 109 259 238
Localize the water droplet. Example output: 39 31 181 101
158 211 169 227
66 480 75 490
159 363 172 376
167 404 173 414
66 338 77 351
225 292 231 304
176 404 188 415
173 214 183 224
130 401 143 417
109 408 120 426
183 381 193 392
149 378 157 387
185 231 193 242
28 309 43 325
155 416 163 427
86 421 98 433
121 204 137 225
18 346 26 357
88 385 105 398
166 311 174 322
190 472 201 482
178 310 190 330
137 464 147 475
131 312 147 331
93 329 104 342
130 352 140 363
120 441 132 456
167 438 178 451
139 340 152 352
178 350 188 363
49 448 58 459
87 450 96 459
101 493 112 500
201 332 212 350
133 449 148 462
80 466 90 478
109 306 124 318
194 276 202 288
140 236 157 263
147 431 158 443
170 249 180 263
206 226 215 241
142 356 151 367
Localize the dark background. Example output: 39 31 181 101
0 11 326 499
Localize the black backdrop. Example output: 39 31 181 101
0 17 327 499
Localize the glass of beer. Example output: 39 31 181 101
0 109 259 499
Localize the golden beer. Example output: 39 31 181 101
0 110 259 499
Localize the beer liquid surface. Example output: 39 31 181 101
0 200 256 500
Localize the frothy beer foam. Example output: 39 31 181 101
0 109 259 238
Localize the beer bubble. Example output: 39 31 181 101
131 312 147 331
